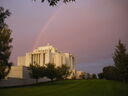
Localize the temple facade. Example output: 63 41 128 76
7 44 85 80
18 44 75 70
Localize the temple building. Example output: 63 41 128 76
1 44 85 87
17 44 75 70
7 44 77 79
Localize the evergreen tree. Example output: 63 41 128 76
113 40 128 82
0 7 13 80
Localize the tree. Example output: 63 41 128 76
92 73 97 79
103 66 119 80
0 7 10 28
40 65 46 78
0 7 13 80
97 73 104 79
45 63 57 81
28 63 43 84
113 40 128 82
56 64 70 80
33 0 75 6
86 73 91 79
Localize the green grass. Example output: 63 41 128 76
0 79 128 96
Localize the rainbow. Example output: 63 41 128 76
32 4 65 50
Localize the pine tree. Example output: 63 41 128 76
113 40 128 82
0 7 13 80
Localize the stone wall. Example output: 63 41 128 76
7 66 30 79
0 77 50 87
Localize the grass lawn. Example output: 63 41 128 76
0 79 128 96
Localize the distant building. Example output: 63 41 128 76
18 44 75 70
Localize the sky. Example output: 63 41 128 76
0 0 128 73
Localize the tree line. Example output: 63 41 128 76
98 40 128 82
28 63 71 83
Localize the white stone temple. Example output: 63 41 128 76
7 44 78 79
17 44 75 70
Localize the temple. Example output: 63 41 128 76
7 44 80 79
17 44 75 70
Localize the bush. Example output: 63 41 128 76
45 63 57 81
28 63 44 84
97 73 104 79
103 66 119 80
56 64 71 80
